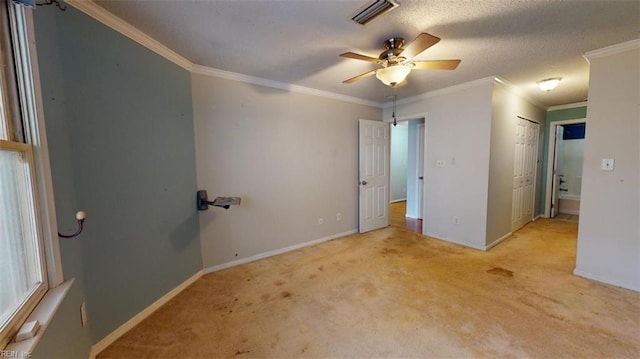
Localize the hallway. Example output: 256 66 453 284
389 201 422 234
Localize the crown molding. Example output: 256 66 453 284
63 1 383 109
547 101 588 112
585 39 640 60
493 76 547 110
384 76 496 108
384 76 547 110
191 65 382 108
65 0 193 70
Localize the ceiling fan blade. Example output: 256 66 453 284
343 70 377 83
412 59 461 70
400 33 441 60
392 79 408 89
340 52 381 64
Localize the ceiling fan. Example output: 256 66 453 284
340 32 461 88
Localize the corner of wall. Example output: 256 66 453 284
575 42 639 292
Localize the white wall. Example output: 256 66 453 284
390 122 408 202
575 41 640 291
406 118 425 218
385 78 494 249
191 74 381 269
487 81 546 246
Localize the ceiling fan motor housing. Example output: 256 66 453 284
379 37 406 65
384 37 405 49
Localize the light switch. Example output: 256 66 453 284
601 158 615 171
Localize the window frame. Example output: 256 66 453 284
0 140 48 349
1 0 64 349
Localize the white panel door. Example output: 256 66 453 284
359 119 389 233
512 118 539 232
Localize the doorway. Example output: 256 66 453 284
390 118 425 233
545 119 586 219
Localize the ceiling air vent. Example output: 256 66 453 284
351 0 399 25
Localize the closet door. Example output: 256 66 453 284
512 118 539 232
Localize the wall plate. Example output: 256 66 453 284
601 158 614 171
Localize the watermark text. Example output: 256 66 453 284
0 350 32 358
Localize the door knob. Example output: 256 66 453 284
360 180 368 185
418 176 424 180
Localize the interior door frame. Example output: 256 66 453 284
392 112 428 234
544 118 587 218
550 125 564 218
416 123 425 219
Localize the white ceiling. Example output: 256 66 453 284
94 0 639 107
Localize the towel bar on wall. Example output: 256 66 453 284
197 190 241 211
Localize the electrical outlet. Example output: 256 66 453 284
80 302 87 327
454 217 460 225
336 213 342 221
318 218 324 225
436 159 446 168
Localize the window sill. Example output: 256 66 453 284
4 279 74 356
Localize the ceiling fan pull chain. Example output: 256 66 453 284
392 94 397 127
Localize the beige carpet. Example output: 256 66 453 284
98 219 640 358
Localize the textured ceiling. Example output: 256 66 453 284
94 0 639 107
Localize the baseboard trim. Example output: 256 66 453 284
424 232 486 251
485 232 513 250
573 269 639 292
559 210 580 216
533 214 542 221
89 270 204 358
390 198 407 204
204 229 358 274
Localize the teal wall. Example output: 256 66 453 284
32 6 201 357
31 8 93 358
540 106 587 212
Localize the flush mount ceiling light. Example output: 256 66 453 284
537 77 562 91
376 65 412 87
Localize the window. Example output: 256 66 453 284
0 0 61 349
0 142 46 349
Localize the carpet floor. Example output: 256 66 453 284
98 219 639 358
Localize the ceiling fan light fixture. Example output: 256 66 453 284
376 65 411 86
537 77 562 91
